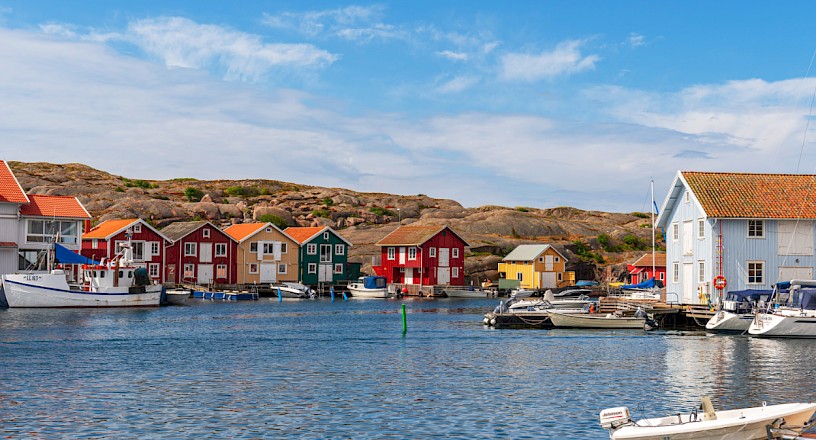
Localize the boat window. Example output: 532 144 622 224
100 271 105 278
119 271 124 278
128 271 133 278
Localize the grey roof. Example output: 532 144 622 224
160 221 209 242
502 244 565 261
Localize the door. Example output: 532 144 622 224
405 268 414 284
438 267 450 285
540 272 557 289
260 263 276 283
683 263 694 304
399 247 406 264
319 264 333 282
200 243 212 263
197 264 214 284
166 265 176 284
438 248 450 267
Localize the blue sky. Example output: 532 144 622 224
3 2 816 212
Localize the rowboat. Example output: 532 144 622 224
548 310 648 329
600 398 816 440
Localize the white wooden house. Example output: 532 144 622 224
656 171 816 305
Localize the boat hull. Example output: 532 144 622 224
164 289 190 306
2 276 161 308
610 402 816 440
347 287 391 298
443 288 488 298
748 310 816 337
548 311 645 329
705 311 754 332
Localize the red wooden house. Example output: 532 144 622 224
627 252 666 285
81 218 169 282
161 220 238 286
372 225 468 286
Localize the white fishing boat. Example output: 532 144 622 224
705 289 772 332
1 258 162 308
509 290 594 311
442 286 488 298
271 282 316 298
600 398 816 440
749 280 816 337
164 288 191 305
548 309 651 329
347 276 392 298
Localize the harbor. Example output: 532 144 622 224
1 297 814 439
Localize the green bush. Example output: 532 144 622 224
515 206 530 212
224 186 259 198
370 207 395 217
312 209 331 218
121 178 156 189
185 187 204 202
258 214 288 230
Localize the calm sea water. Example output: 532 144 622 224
1 297 814 439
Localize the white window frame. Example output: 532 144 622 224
452 267 459 278
698 261 705 283
698 219 705 239
215 243 227 257
672 262 679 283
659 272 665 281
684 192 690 203
323 232 330 240
516 272 523 281
134 224 142 233
203 228 210 238
216 264 227 279
387 247 395 260
281 243 287 254
250 242 258 252
429 247 436 258
308 263 317 274
307 244 317 255
747 260 764 284
92 239 98 249
554 256 560 263
249 263 259 274
748 220 765 238
278 263 287 274
408 247 417 260
151 241 160 256
184 242 196 257
672 223 679 241
335 244 345 255
452 248 459 258
148 263 159 278
183 264 194 279
334 263 343 274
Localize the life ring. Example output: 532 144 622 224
713 275 727 290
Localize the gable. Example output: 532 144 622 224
0 160 29 204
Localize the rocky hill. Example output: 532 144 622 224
10 161 664 284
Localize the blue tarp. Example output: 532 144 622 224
575 280 599 287
54 243 99 265
725 289 772 302
622 277 656 290
363 276 387 289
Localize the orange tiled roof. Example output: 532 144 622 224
223 223 268 242
683 172 816 218
285 227 325 244
20 194 91 219
83 219 139 239
0 161 29 204
376 225 456 246
632 252 666 268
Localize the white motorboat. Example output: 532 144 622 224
749 280 816 338
347 276 392 298
508 294 594 311
272 282 316 299
164 288 191 305
1 260 162 308
509 288 536 299
705 289 772 332
600 398 816 440
442 286 488 298
548 309 651 329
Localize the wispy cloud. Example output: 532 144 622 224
628 33 646 47
499 39 599 82
262 5 405 42
437 50 468 61
435 76 479 94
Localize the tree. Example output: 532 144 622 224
185 187 204 202
257 214 288 230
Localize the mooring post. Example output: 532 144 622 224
330 286 335 302
402 303 407 334
277 287 282 303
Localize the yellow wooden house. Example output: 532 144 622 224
498 244 571 289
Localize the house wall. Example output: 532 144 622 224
498 249 568 289
375 229 466 286
80 223 166 282
165 226 238 286
298 231 350 285
664 186 713 305
0 203 20 275
236 228 299 286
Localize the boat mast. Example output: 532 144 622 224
651 179 655 278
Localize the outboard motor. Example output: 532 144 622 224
600 407 632 430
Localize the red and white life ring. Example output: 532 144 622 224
713 275 727 290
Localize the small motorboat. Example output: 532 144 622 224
271 282 316 299
347 276 392 298
442 286 488 298
509 288 536 299
509 290 594 311
600 398 816 440
749 280 816 338
548 307 656 330
163 288 191 305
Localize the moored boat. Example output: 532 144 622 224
749 280 816 338
705 289 772 332
442 286 488 298
163 288 191 305
347 276 392 298
271 282 316 299
600 398 816 440
548 309 651 329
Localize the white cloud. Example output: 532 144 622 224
437 50 468 61
262 5 402 42
499 39 599 82
628 33 645 47
435 76 479 94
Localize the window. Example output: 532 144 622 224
555 256 560 263
748 261 764 284
660 272 665 281
133 224 142 233
92 239 98 249
216 264 227 279
698 219 705 239
698 261 705 283
249 263 259 274
335 244 345 255
684 192 690 203
557 272 563 281
26 220 79 244
452 267 459 278
266 227 272 233
148 263 159 278
250 242 258 252
131 241 145 261
387 247 396 260
215 243 227 257
307 244 317 255
281 243 287 253
184 242 196 256
203 228 210 238
672 223 679 241
429 247 436 258
18 250 47 271
263 243 275 254
323 232 329 240
278 263 287 274
452 248 459 258
748 220 764 238
672 263 679 283
334 263 343 274
308 263 317 274
183 264 194 278
408 247 417 260
516 272 523 281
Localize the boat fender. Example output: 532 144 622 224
489 318 496 326
483 317 489 325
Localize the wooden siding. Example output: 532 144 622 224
80 224 167 283
498 247 568 289
235 227 299 285
374 227 467 286
165 224 238 285
298 230 351 285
